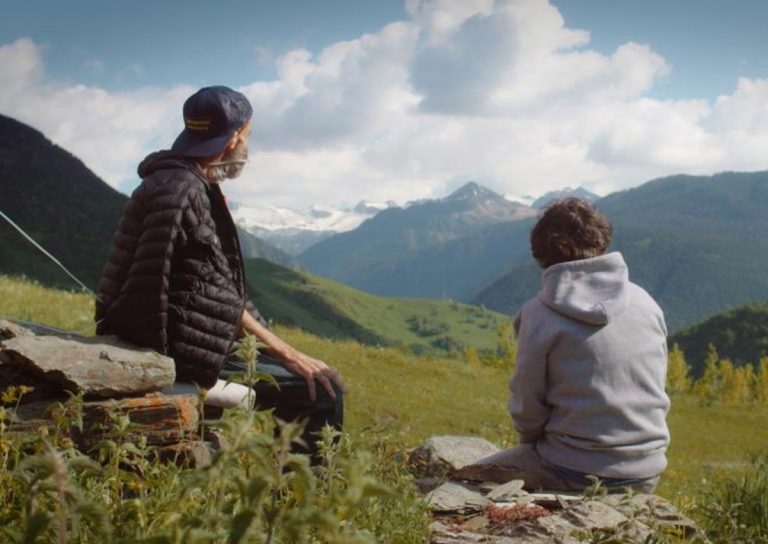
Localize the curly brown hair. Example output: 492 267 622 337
530 197 613 268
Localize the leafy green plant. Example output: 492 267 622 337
698 454 768 543
0 376 430 544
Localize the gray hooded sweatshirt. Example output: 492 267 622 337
509 252 670 479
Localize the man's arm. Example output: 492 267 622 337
240 310 347 402
508 305 552 443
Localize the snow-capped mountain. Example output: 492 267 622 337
505 186 598 208
531 186 599 208
504 193 536 207
230 200 394 255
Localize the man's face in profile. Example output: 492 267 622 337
208 121 252 183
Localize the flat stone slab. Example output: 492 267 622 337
0 319 35 339
1 333 175 397
487 480 526 502
428 482 492 514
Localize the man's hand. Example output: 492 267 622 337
279 349 347 402
240 309 347 402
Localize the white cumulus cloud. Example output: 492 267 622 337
1 0 767 209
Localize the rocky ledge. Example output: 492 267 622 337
1 319 212 466
409 436 701 543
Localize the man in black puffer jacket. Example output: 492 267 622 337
96 86 345 458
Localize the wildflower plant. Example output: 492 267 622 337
0 329 430 543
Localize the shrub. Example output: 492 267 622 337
698 454 768 543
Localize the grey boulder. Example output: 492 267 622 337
410 435 501 477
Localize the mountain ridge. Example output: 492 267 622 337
473 170 768 331
298 180 537 290
532 186 599 208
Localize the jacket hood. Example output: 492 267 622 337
137 150 206 181
538 252 630 325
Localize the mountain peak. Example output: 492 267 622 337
445 181 503 202
532 186 599 208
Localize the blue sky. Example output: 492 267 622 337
1 0 767 208
5 0 766 99
556 0 768 100
2 1 408 90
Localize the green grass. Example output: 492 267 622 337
245 258 511 355
662 395 768 500
274 326 514 448
3 274 768 519
0 275 95 334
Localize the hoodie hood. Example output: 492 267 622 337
137 150 207 183
538 252 630 325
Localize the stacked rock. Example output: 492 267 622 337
0 319 210 466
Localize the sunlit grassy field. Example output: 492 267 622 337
2 274 768 508
279 327 768 503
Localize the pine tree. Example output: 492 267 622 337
666 343 691 395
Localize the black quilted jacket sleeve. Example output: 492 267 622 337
95 176 190 354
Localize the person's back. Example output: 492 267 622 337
472 197 670 493
512 252 670 482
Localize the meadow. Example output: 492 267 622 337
2 275 768 542
243 258 511 355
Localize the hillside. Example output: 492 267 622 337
0 114 127 288
474 171 768 331
236 226 298 268
298 182 536 294
337 218 535 300
670 302 768 376
0 114 295 287
244 258 511 354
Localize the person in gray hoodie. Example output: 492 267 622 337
472 198 670 493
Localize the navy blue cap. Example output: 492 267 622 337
171 86 252 158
